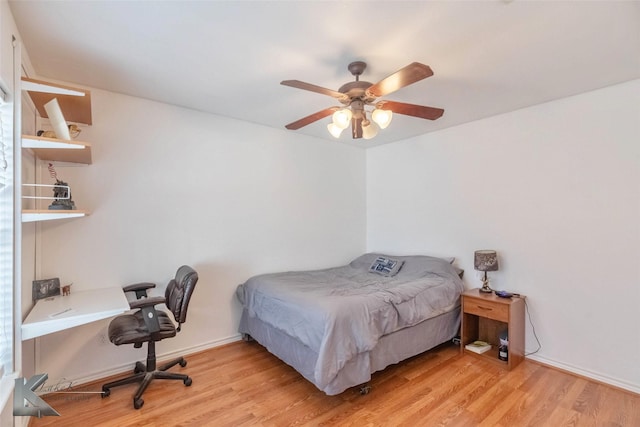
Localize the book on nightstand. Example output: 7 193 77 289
465 341 492 354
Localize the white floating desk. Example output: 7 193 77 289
22 287 130 340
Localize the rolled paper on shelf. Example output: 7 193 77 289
43 98 71 140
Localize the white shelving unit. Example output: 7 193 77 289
21 77 93 222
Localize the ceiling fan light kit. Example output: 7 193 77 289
332 108 352 130
371 108 393 129
327 122 344 138
361 120 378 140
281 61 444 141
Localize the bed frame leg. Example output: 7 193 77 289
359 384 371 395
242 334 254 342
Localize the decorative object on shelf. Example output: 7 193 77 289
498 330 509 361
44 98 71 140
68 124 81 138
32 277 61 301
474 250 499 293
36 130 56 138
464 340 492 354
47 163 76 210
62 283 72 296
37 124 81 139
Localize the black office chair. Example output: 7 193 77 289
101 265 199 409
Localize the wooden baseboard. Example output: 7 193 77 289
526 355 640 395
58 334 243 389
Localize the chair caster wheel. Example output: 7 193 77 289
179 359 187 368
101 388 110 398
184 377 192 386
134 398 144 409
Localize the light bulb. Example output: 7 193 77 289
371 109 393 129
327 122 343 138
332 108 352 130
362 121 379 140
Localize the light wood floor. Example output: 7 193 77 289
29 340 639 426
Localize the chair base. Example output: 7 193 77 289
102 356 192 409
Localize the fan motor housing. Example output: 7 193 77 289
338 81 374 104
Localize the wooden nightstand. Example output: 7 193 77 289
460 288 525 370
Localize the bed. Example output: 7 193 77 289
236 253 464 395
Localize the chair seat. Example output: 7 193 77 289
109 311 177 345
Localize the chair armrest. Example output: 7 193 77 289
123 282 156 299
128 296 166 335
128 296 165 311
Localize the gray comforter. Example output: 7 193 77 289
236 253 464 391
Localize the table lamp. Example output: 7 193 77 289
474 250 499 293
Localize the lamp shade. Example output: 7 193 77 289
362 121 379 140
327 122 343 138
332 108 352 130
371 108 393 129
474 250 499 271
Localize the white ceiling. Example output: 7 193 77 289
8 1 640 147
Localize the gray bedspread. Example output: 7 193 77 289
236 253 464 391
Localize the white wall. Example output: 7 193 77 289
30 88 366 383
367 80 640 392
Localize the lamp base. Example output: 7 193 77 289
479 284 493 293
479 271 493 293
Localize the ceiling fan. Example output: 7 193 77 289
281 61 444 140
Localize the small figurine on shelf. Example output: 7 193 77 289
47 163 76 210
37 124 81 139
62 283 72 296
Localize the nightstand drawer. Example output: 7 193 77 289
464 298 509 322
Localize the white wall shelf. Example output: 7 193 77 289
21 76 92 125
22 209 90 223
22 134 92 164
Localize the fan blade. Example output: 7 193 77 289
281 80 349 102
376 100 444 120
366 63 434 98
351 117 363 139
285 107 338 130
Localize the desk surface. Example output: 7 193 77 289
22 287 130 340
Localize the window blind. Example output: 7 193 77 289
0 86 14 380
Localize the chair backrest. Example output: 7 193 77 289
165 265 198 328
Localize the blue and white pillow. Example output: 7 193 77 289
369 257 404 277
